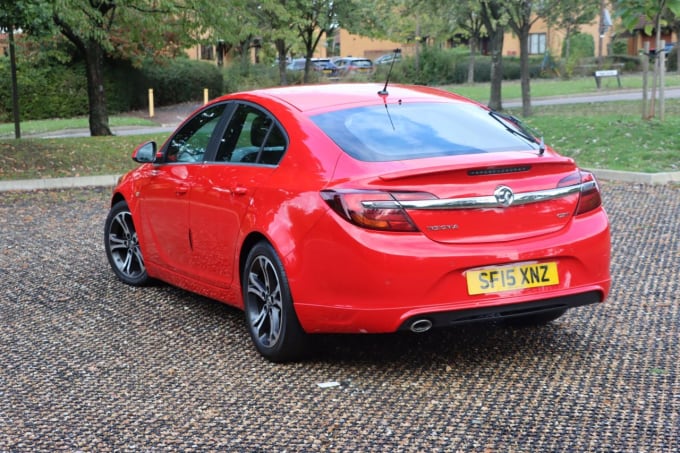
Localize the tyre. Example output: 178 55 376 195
504 308 566 328
104 201 149 286
243 241 308 362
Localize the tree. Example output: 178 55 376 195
544 0 600 64
503 0 544 117
455 2 486 84
480 0 506 111
46 0 210 136
0 0 50 139
292 0 339 83
251 1 297 85
617 0 680 119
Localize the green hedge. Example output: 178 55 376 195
138 58 223 107
378 48 544 85
0 60 88 121
0 57 224 122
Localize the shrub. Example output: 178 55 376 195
376 47 549 86
562 32 595 59
0 56 224 122
0 58 88 121
139 58 223 107
611 39 628 55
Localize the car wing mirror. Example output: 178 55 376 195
132 141 157 163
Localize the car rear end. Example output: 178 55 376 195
280 85 610 334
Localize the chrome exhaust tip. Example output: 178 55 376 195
410 318 433 333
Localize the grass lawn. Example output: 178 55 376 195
518 101 680 173
1 76 679 179
0 134 168 180
0 116 157 139
446 73 680 103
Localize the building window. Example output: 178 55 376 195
200 44 214 61
528 33 546 55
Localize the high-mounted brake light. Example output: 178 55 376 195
320 190 434 232
558 171 602 216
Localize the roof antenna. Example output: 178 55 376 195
378 48 401 96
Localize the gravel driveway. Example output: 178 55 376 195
1 181 678 451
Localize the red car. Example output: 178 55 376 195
105 83 611 362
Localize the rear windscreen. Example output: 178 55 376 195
311 102 539 162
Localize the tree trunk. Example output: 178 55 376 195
8 28 21 139
84 39 112 136
275 39 288 86
488 25 504 111
467 37 476 84
519 30 532 117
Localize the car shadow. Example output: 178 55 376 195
140 283 590 368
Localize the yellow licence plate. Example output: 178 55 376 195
466 262 559 295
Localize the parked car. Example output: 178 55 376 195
334 57 374 76
286 58 306 71
375 53 401 65
311 58 339 77
105 83 611 362
286 58 338 77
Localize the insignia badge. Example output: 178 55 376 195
494 185 514 207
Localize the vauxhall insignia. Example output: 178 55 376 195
494 185 514 207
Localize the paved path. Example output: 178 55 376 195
505 86 680 107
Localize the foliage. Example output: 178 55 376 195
375 47 544 85
667 46 678 70
560 32 595 77
562 32 595 59
139 58 223 106
0 0 51 32
611 39 630 55
0 55 223 121
0 57 87 121
616 0 680 36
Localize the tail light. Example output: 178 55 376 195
320 190 435 232
558 171 602 216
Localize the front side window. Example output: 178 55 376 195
165 104 226 163
311 102 539 162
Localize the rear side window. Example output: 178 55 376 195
311 102 539 162
215 104 287 165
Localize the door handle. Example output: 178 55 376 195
233 186 248 196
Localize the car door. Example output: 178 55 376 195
136 103 228 274
188 103 288 288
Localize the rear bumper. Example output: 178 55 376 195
286 207 610 334
397 290 602 332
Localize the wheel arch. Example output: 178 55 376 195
238 232 270 287
110 191 127 208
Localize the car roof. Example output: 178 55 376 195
222 83 476 114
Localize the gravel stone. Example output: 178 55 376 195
0 182 678 452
